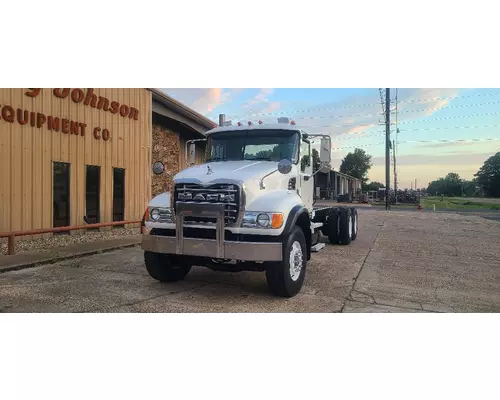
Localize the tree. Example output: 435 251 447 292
312 148 321 172
475 152 500 197
339 148 373 183
362 181 385 191
426 172 476 197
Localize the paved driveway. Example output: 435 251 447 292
1 209 499 312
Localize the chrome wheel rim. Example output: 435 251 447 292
348 215 352 238
289 241 303 281
354 214 357 235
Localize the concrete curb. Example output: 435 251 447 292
0 240 141 274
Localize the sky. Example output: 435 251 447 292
160 88 500 188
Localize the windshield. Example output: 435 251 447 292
206 129 300 163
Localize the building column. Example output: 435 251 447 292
333 172 337 198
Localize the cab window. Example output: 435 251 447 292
300 139 311 173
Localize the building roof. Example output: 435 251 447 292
148 89 217 132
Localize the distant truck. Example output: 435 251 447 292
141 118 358 298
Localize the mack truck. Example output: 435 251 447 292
141 117 358 298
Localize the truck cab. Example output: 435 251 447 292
141 118 358 297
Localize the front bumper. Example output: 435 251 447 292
141 203 283 262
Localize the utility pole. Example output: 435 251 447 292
415 178 417 191
392 139 397 205
385 88 391 210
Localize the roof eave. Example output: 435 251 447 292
148 88 217 131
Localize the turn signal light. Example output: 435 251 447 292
271 213 284 229
141 210 150 234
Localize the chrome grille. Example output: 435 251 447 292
174 183 240 226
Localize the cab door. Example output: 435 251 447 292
299 136 314 210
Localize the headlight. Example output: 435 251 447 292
150 208 161 221
242 212 284 229
148 207 174 223
256 213 270 227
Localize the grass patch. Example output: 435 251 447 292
421 197 500 210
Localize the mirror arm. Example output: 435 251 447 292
260 169 278 190
304 163 331 181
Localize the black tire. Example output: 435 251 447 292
338 207 352 245
351 208 358 241
323 208 340 244
266 227 307 298
144 251 192 282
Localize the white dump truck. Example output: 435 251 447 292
141 118 358 297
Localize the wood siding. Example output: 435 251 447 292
0 88 152 233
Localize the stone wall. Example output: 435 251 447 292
151 124 180 197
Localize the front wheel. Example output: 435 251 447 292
144 251 192 282
266 227 307 298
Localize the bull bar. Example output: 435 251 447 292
141 203 283 262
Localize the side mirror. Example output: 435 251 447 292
188 142 196 166
277 159 292 175
320 136 331 164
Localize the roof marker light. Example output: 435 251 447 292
290 120 296 125
258 120 263 125
248 121 252 125
237 122 242 126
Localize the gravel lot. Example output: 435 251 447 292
1 209 500 313
0 227 139 256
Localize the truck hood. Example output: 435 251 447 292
174 160 281 185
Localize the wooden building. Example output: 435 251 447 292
0 88 214 235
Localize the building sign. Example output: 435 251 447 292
0 88 140 141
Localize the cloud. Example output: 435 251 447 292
395 88 461 118
261 101 281 113
241 88 275 113
191 88 222 113
160 88 242 115
291 88 464 141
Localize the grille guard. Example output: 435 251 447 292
142 202 283 262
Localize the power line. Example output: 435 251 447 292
278 100 500 123
231 91 500 120
398 110 500 125
269 110 500 131
226 99 500 127
311 122 500 143
331 137 500 151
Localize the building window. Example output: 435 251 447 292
53 162 70 228
85 165 100 224
113 168 125 222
